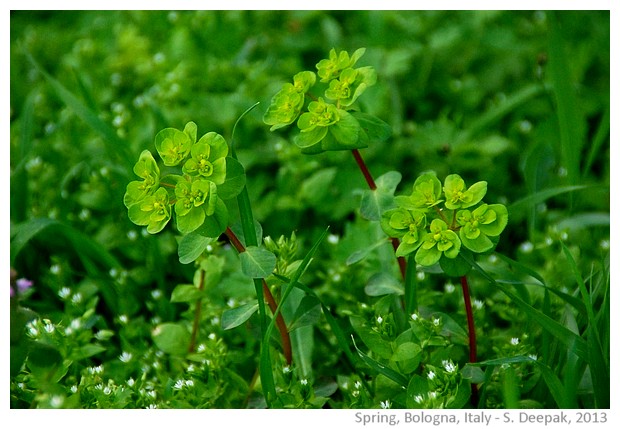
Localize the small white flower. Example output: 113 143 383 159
433 317 441 327
208 333 217 340
70 385 78 394
50 264 61 275
600 239 610 250
174 379 186 390
70 319 81 330
50 395 64 408
58 287 71 299
429 391 438 399
519 241 534 253
427 370 436 380
95 383 103 390
444 282 455 293
146 404 157 409
376 316 383 324
185 380 194 388
119 352 133 363
282 366 291 374
151 290 162 300
354 380 362 389
352 390 360 397
414 395 424 404
44 321 55 333
380 400 391 409
226 298 236 308
300 378 308 386
94 365 104 374
147 391 156 399
127 230 138 241
187 365 195 373
118 314 129 324
443 360 457 373
331 273 342 282
71 293 83 304
528 354 538 361
103 386 112 395
327 234 339 245
488 254 498 264
473 299 484 310
127 378 135 387
411 313 419 321
211 316 220 325
416 271 425 281
510 337 520 346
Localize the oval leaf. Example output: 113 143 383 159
239 246 277 278
221 302 259 330
152 323 190 355
178 233 215 264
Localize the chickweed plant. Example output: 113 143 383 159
11 11 609 411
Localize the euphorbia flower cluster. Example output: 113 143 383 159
124 122 232 235
263 48 385 154
381 172 508 267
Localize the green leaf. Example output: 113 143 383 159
352 112 392 144
71 344 106 361
439 252 473 277
170 284 204 303
178 232 215 264
196 198 229 238
288 295 321 332
360 171 401 221
221 302 259 330
351 335 408 388
175 206 206 235
152 323 190 355
239 246 277 278
349 316 392 359
27 341 64 382
218 157 246 200
364 272 403 296
329 109 360 146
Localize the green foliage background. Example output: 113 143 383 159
10 11 609 409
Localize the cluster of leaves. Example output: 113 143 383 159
381 172 507 274
263 48 390 154
123 122 245 236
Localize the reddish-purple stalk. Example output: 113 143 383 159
460 275 479 406
225 227 293 365
351 149 407 279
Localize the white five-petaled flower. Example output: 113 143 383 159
173 380 185 390
427 370 436 380
119 352 133 363
283 366 291 374
443 360 457 373
414 395 424 404
376 316 383 324
433 318 440 326
473 299 484 310
411 313 419 321
300 378 308 386
380 400 391 409
510 337 520 346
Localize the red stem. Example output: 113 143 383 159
225 227 292 365
352 149 407 280
460 275 479 406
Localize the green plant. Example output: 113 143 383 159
11 11 609 410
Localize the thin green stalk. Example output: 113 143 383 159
188 269 206 353
230 102 277 406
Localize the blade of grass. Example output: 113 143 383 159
508 185 593 221
548 12 587 186
229 102 276 406
561 243 609 408
351 336 408 388
463 253 589 362
11 91 36 223
583 104 609 177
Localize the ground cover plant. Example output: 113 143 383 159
10 10 610 410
